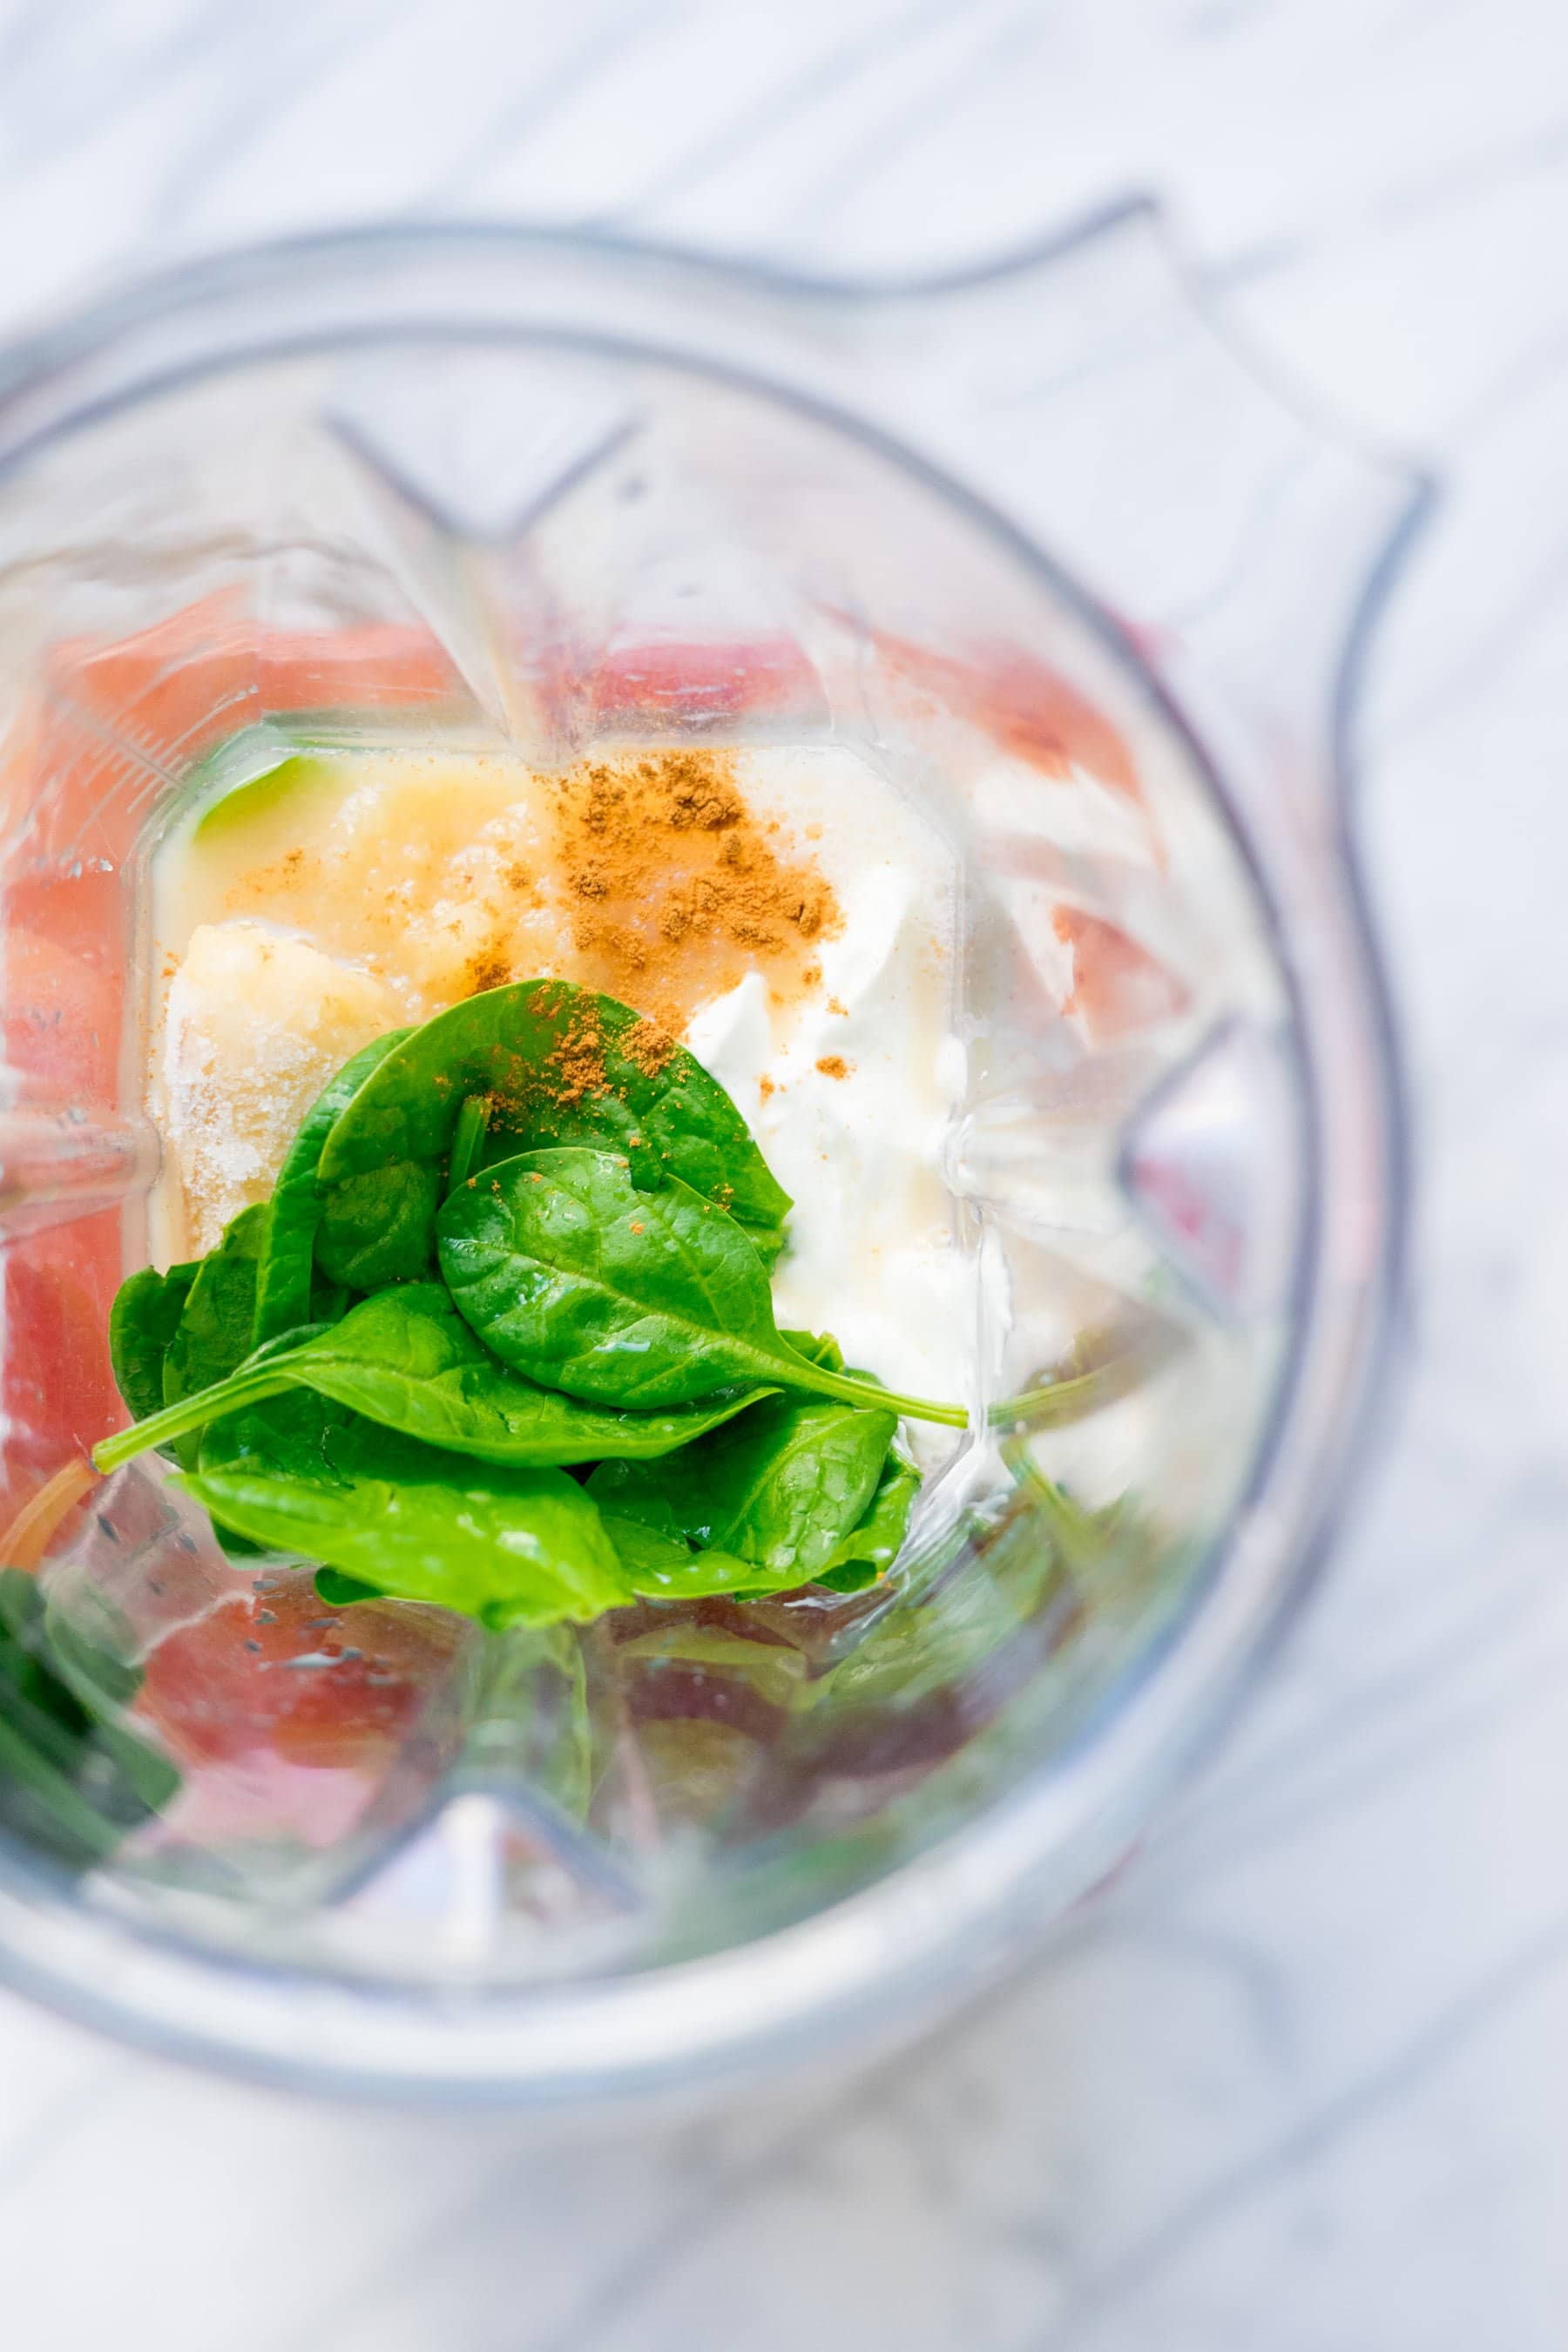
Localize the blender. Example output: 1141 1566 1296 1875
0 207 1421 2102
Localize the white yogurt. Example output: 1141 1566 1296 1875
681 749 968 1409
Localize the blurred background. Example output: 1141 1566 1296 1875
3 1 1568 2345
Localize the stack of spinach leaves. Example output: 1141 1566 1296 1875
97 981 966 1631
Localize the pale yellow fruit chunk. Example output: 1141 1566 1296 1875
159 922 403 1254
206 761 570 1017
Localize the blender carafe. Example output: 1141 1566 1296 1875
0 213 1419 2100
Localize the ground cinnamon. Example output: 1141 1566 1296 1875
544 747 839 1034
484 974 686 1129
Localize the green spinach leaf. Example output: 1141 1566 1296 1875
438 1148 966 1426
446 1092 490 1194
780 1328 845 1372
314 1567 380 1607
315 1158 443 1292
94 1284 779 1474
160 1203 270 1466
767 1334 921 1586
815 1448 921 1591
313 978 792 1286
184 1393 630 1629
109 1260 199 1422
252 1026 411 1343
588 1391 896 1585
317 1513 766 1611
596 1512 766 1599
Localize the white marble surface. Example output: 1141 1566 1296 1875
4 1 1568 2343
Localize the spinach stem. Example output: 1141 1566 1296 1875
793 1364 970 1429
782 1358 1117 1433
92 1369 290 1474
447 1093 490 1194
987 1367 1114 1429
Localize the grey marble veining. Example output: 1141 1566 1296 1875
3 1 1568 2345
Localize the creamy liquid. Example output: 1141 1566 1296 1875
148 742 970 1406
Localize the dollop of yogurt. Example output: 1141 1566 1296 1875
680 748 967 1408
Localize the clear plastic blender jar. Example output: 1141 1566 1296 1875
0 212 1420 2103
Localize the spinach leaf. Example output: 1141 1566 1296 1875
314 1567 379 1607
781 1329 845 1372
588 1391 896 1585
160 1203 270 1467
183 1393 631 1629
281 1287 777 1466
313 979 792 1285
760 1333 922 1587
0 1570 179 1868
815 1448 921 1591
94 1285 779 1475
438 1148 967 1426
446 1093 490 1194
252 1026 411 1343
109 1260 199 1422
296 1459 803 1613
597 1512 766 1599
315 1158 443 1292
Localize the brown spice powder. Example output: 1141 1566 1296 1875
815 1054 852 1081
622 1017 676 1078
463 941 512 996
235 845 316 902
478 979 682 1128
544 990 608 1107
547 747 839 1033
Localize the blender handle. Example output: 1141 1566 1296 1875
782 199 1434 815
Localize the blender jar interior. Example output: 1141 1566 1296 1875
0 333 1302 1992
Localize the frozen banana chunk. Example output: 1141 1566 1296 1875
159 921 403 1254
